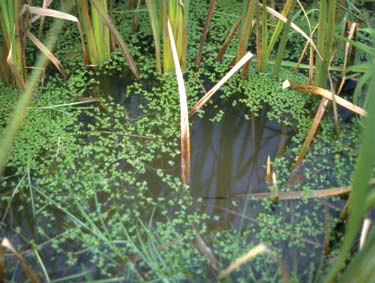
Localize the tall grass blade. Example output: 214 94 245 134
1 0 26 88
272 0 296 76
325 63 375 282
167 17 190 185
76 0 99 64
235 0 256 76
267 0 295 52
260 0 268 72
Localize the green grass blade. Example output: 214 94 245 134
146 0 162 73
325 63 375 282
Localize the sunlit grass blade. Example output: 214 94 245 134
283 80 367 116
194 0 216 70
272 0 296 76
218 244 270 279
167 17 190 185
190 51 253 115
267 0 295 52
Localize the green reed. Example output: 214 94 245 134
76 0 112 65
146 0 190 73
0 0 26 88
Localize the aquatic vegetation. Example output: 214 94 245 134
0 0 374 282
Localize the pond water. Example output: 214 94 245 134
1 73 348 282
98 73 292 221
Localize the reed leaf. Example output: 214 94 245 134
190 51 253 115
26 31 67 78
216 16 242 62
146 0 162 73
0 2 73 175
325 63 375 282
90 0 139 78
21 4 89 69
194 0 216 70
167 17 190 185
258 2 323 61
283 80 367 116
0 0 26 88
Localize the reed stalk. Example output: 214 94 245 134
0 0 26 88
76 0 111 65
146 0 190 73
325 63 375 282
0 1 74 175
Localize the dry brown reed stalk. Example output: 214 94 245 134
193 224 220 273
257 2 323 61
216 16 242 62
336 21 359 96
283 80 367 116
1 238 40 283
218 243 290 282
26 31 67 78
195 0 216 70
189 51 254 116
324 207 330 255
219 183 353 201
167 18 190 185
21 4 89 69
265 155 271 184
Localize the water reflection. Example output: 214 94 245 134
190 100 292 224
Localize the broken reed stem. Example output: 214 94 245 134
283 80 367 116
190 52 254 116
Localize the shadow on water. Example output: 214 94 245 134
190 100 291 227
